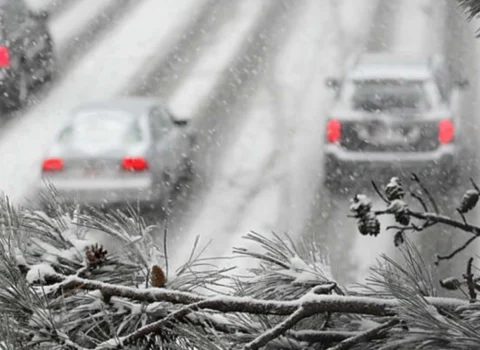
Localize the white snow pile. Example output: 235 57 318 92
26 263 56 284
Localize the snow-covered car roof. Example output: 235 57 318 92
346 53 434 81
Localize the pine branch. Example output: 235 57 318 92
97 299 213 348
375 209 480 236
436 235 478 263
243 306 309 350
288 329 359 343
326 319 400 350
39 272 468 317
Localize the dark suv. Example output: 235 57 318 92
0 0 55 109
323 53 468 192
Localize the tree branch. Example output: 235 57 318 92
411 174 439 214
243 306 309 350
376 210 480 237
41 273 468 318
289 329 359 343
436 235 478 264
98 299 214 348
327 319 400 350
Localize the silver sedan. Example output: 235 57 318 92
38 97 195 212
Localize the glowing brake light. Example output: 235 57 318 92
42 158 63 172
438 119 454 144
0 46 10 67
122 157 148 171
327 119 341 143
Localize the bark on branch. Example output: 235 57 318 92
44 273 467 317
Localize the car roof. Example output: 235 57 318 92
347 53 433 81
71 97 164 118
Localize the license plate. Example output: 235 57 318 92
84 168 101 176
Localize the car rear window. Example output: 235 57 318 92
346 80 432 112
58 111 143 149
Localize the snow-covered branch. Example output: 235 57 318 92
38 272 468 318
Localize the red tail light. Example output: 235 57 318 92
42 158 63 172
0 46 10 67
327 119 341 143
122 157 148 171
438 119 454 144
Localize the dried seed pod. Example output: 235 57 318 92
357 212 380 236
394 231 405 247
350 194 372 217
440 277 461 291
151 265 166 288
387 199 410 226
458 189 480 214
86 244 107 265
395 212 410 226
385 177 405 201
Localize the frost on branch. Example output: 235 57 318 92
2 185 480 349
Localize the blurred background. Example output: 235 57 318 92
2 0 478 285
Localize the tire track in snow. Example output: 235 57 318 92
52 0 143 73
27 0 78 18
125 0 232 98
160 0 304 269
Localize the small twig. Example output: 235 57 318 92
243 306 309 350
321 312 332 330
411 192 429 212
327 319 400 350
457 209 468 226
98 299 213 348
289 329 358 343
163 218 169 280
411 173 439 214
436 236 478 264
465 257 477 303
400 210 480 237
471 177 480 193
371 181 389 204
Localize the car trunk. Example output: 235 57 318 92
339 117 440 152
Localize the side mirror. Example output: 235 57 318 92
29 10 49 21
454 78 469 89
325 77 340 89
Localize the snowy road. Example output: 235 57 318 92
2 0 480 286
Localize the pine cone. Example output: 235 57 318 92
387 199 410 226
357 211 380 236
440 277 461 291
394 231 405 247
458 189 480 214
350 194 372 217
151 265 166 288
385 177 405 201
86 244 107 265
